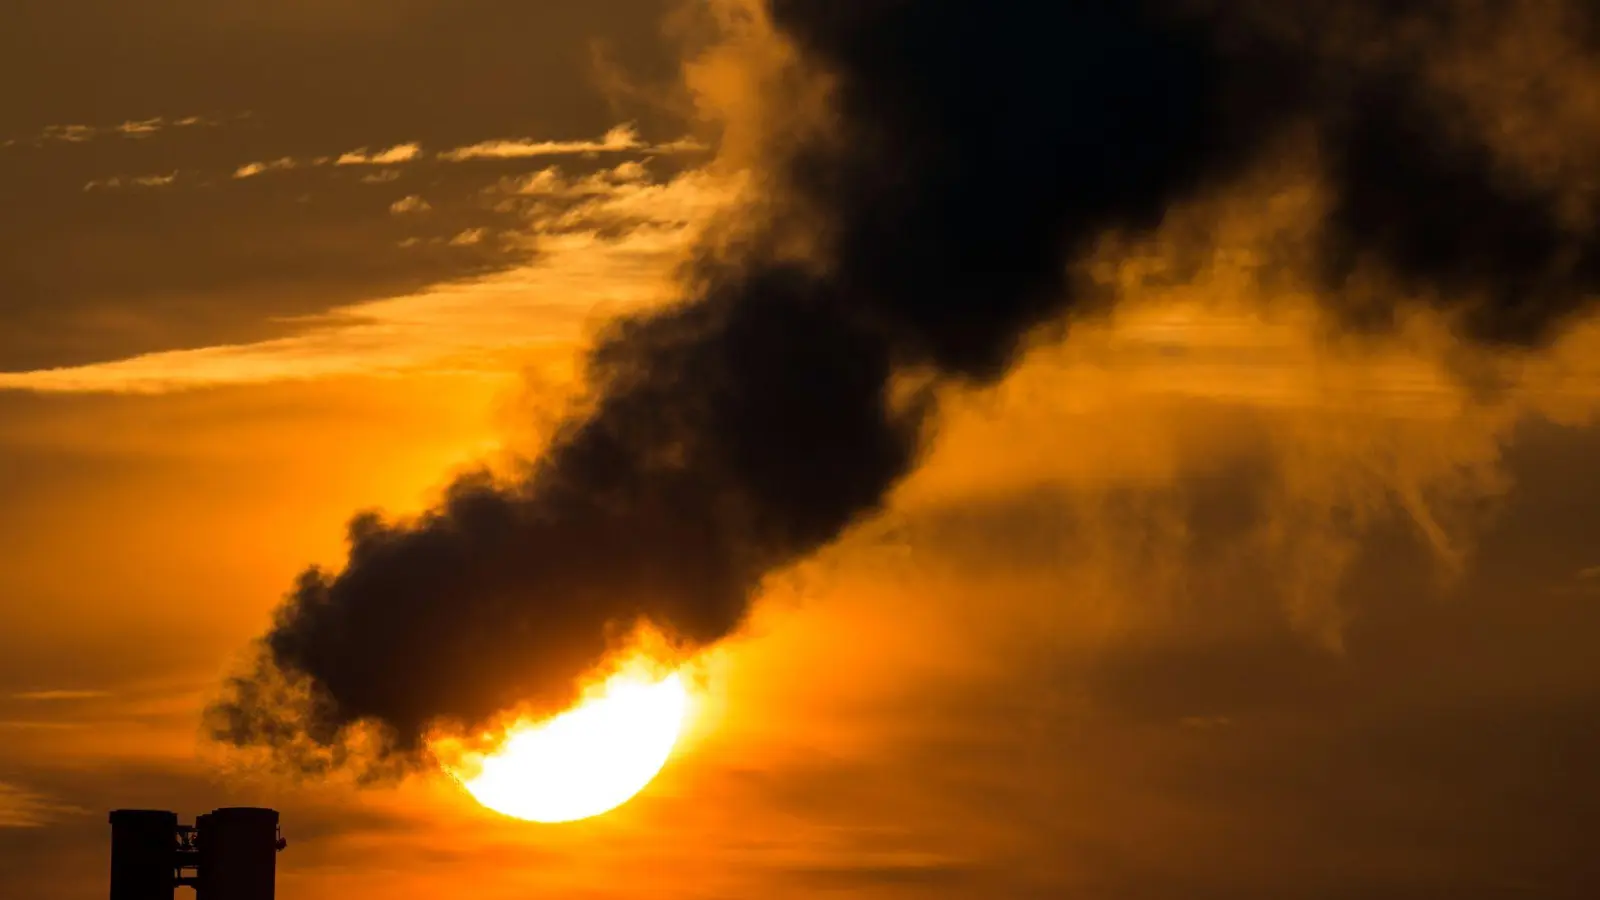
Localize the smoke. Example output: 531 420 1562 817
213 0 1600 769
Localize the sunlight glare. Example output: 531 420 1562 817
443 667 690 823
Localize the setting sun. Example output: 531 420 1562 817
442 668 691 824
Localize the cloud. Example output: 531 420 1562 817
63 124 688 191
6 114 236 148
0 783 79 828
6 127 620 371
114 117 164 137
37 124 96 143
0 165 738 394
81 172 179 191
336 143 422 166
438 123 641 161
0 250 639 394
0 721 86 731
652 136 712 154
432 123 707 162
388 195 431 215
234 157 298 178
9 690 111 702
502 166 567 195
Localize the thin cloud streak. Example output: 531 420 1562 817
233 157 298 178
0 783 81 829
0 167 734 393
82 172 179 191
0 240 666 393
437 123 645 161
336 143 423 166
162 125 703 184
9 691 113 702
1 113 241 149
388 195 432 215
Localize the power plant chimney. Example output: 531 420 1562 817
108 808 286 900
109 810 180 900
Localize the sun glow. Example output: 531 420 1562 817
442 666 691 823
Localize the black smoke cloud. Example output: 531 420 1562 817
214 0 1600 767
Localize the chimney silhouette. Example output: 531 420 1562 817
109 808 286 900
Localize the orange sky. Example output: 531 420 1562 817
4 1 1600 898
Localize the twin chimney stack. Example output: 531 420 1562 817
109 807 286 900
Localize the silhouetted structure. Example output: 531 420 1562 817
109 810 181 900
109 808 286 900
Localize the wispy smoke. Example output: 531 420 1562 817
213 0 1599 770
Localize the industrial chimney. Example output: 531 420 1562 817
108 807 286 900
109 810 180 900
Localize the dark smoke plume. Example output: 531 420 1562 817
214 0 1600 768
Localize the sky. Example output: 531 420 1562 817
3 1 1600 898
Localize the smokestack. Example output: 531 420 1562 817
212 0 1600 772
108 808 285 900
109 810 178 900
195 808 281 900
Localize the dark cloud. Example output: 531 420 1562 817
1322 77 1600 343
215 0 1600 772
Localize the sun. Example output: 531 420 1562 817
440 666 691 823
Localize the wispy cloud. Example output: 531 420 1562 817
336 143 422 166
230 143 420 178
0 783 81 829
4 113 239 149
114 117 164 137
438 124 644 162
0 166 739 393
82 172 179 191
37 124 97 144
389 194 432 215
651 135 712 154
9 690 112 702
233 157 298 179
157 125 700 185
